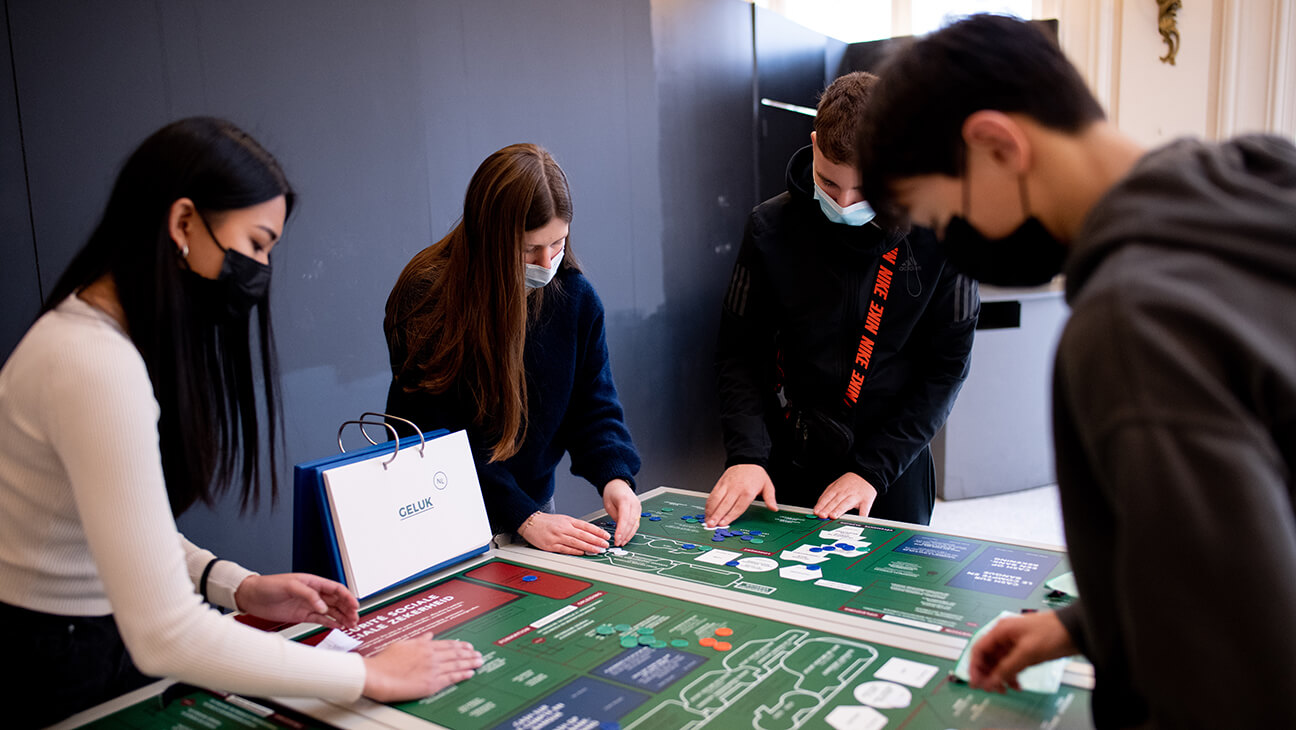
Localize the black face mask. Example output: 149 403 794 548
184 216 272 320
941 215 1067 287
939 170 1067 288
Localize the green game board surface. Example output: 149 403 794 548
83 684 340 729
579 492 1074 636
297 557 1090 730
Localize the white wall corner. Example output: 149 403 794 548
1267 0 1296 139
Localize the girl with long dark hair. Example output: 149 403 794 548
0 118 481 727
385 143 642 554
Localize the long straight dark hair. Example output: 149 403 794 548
385 143 579 461
43 117 294 515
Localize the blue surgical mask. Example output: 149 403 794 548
813 182 876 227
525 248 564 289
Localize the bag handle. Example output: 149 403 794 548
337 419 400 470
357 412 427 457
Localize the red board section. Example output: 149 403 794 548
301 578 519 656
235 614 295 633
466 562 591 600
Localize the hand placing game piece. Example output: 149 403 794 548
361 635 483 702
967 611 1076 693
518 512 611 555
812 472 878 520
234 573 360 630
602 479 642 546
705 464 779 528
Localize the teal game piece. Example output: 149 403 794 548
620 636 638 648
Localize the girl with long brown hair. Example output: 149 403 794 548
384 144 642 554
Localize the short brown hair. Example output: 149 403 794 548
814 71 878 165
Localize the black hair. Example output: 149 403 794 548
44 117 294 515
858 14 1105 219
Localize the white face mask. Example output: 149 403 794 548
524 248 564 289
813 181 876 227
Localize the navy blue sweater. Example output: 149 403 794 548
385 268 640 533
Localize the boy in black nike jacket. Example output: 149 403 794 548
706 72 979 528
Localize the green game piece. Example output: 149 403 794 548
615 623 633 632
660 507 674 512
751 538 765 544
670 639 689 647
620 636 639 648
698 545 713 551
652 639 668 648
596 625 616 635
638 635 655 646
683 517 697 523
637 626 654 635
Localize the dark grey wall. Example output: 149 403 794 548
1 4 40 353
754 6 824 202
1 0 764 573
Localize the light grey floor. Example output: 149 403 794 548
930 484 1066 548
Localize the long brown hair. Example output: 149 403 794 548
385 143 578 461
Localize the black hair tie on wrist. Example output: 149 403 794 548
199 558 223 603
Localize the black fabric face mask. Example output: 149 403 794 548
939 170 1067 288
941 214 1067 287
185 216 272 320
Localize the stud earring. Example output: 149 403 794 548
180 243 189 258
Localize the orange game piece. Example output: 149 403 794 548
699 637 717 647
714 627 733 637
714 641 732 651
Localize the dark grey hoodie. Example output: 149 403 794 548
1052 134 1296 728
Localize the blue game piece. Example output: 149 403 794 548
711 536 725 542
809 547 822 553
682 543 696 550
649 516 661 521
807 565 821 571
681 516 690 520
840 544 856 551
522 575 538 582
641 512 651 517
822 545 836 551
725 560 740 567
740 536 753 541
751 530 763 536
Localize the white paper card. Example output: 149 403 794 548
778 564 822 582
694 548 743 565
873 656 939 688
825 705 888 730
315 629 362 653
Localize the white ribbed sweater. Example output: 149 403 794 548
0 295 364 701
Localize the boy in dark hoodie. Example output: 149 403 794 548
706 71 979 529
858 14 1296 729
